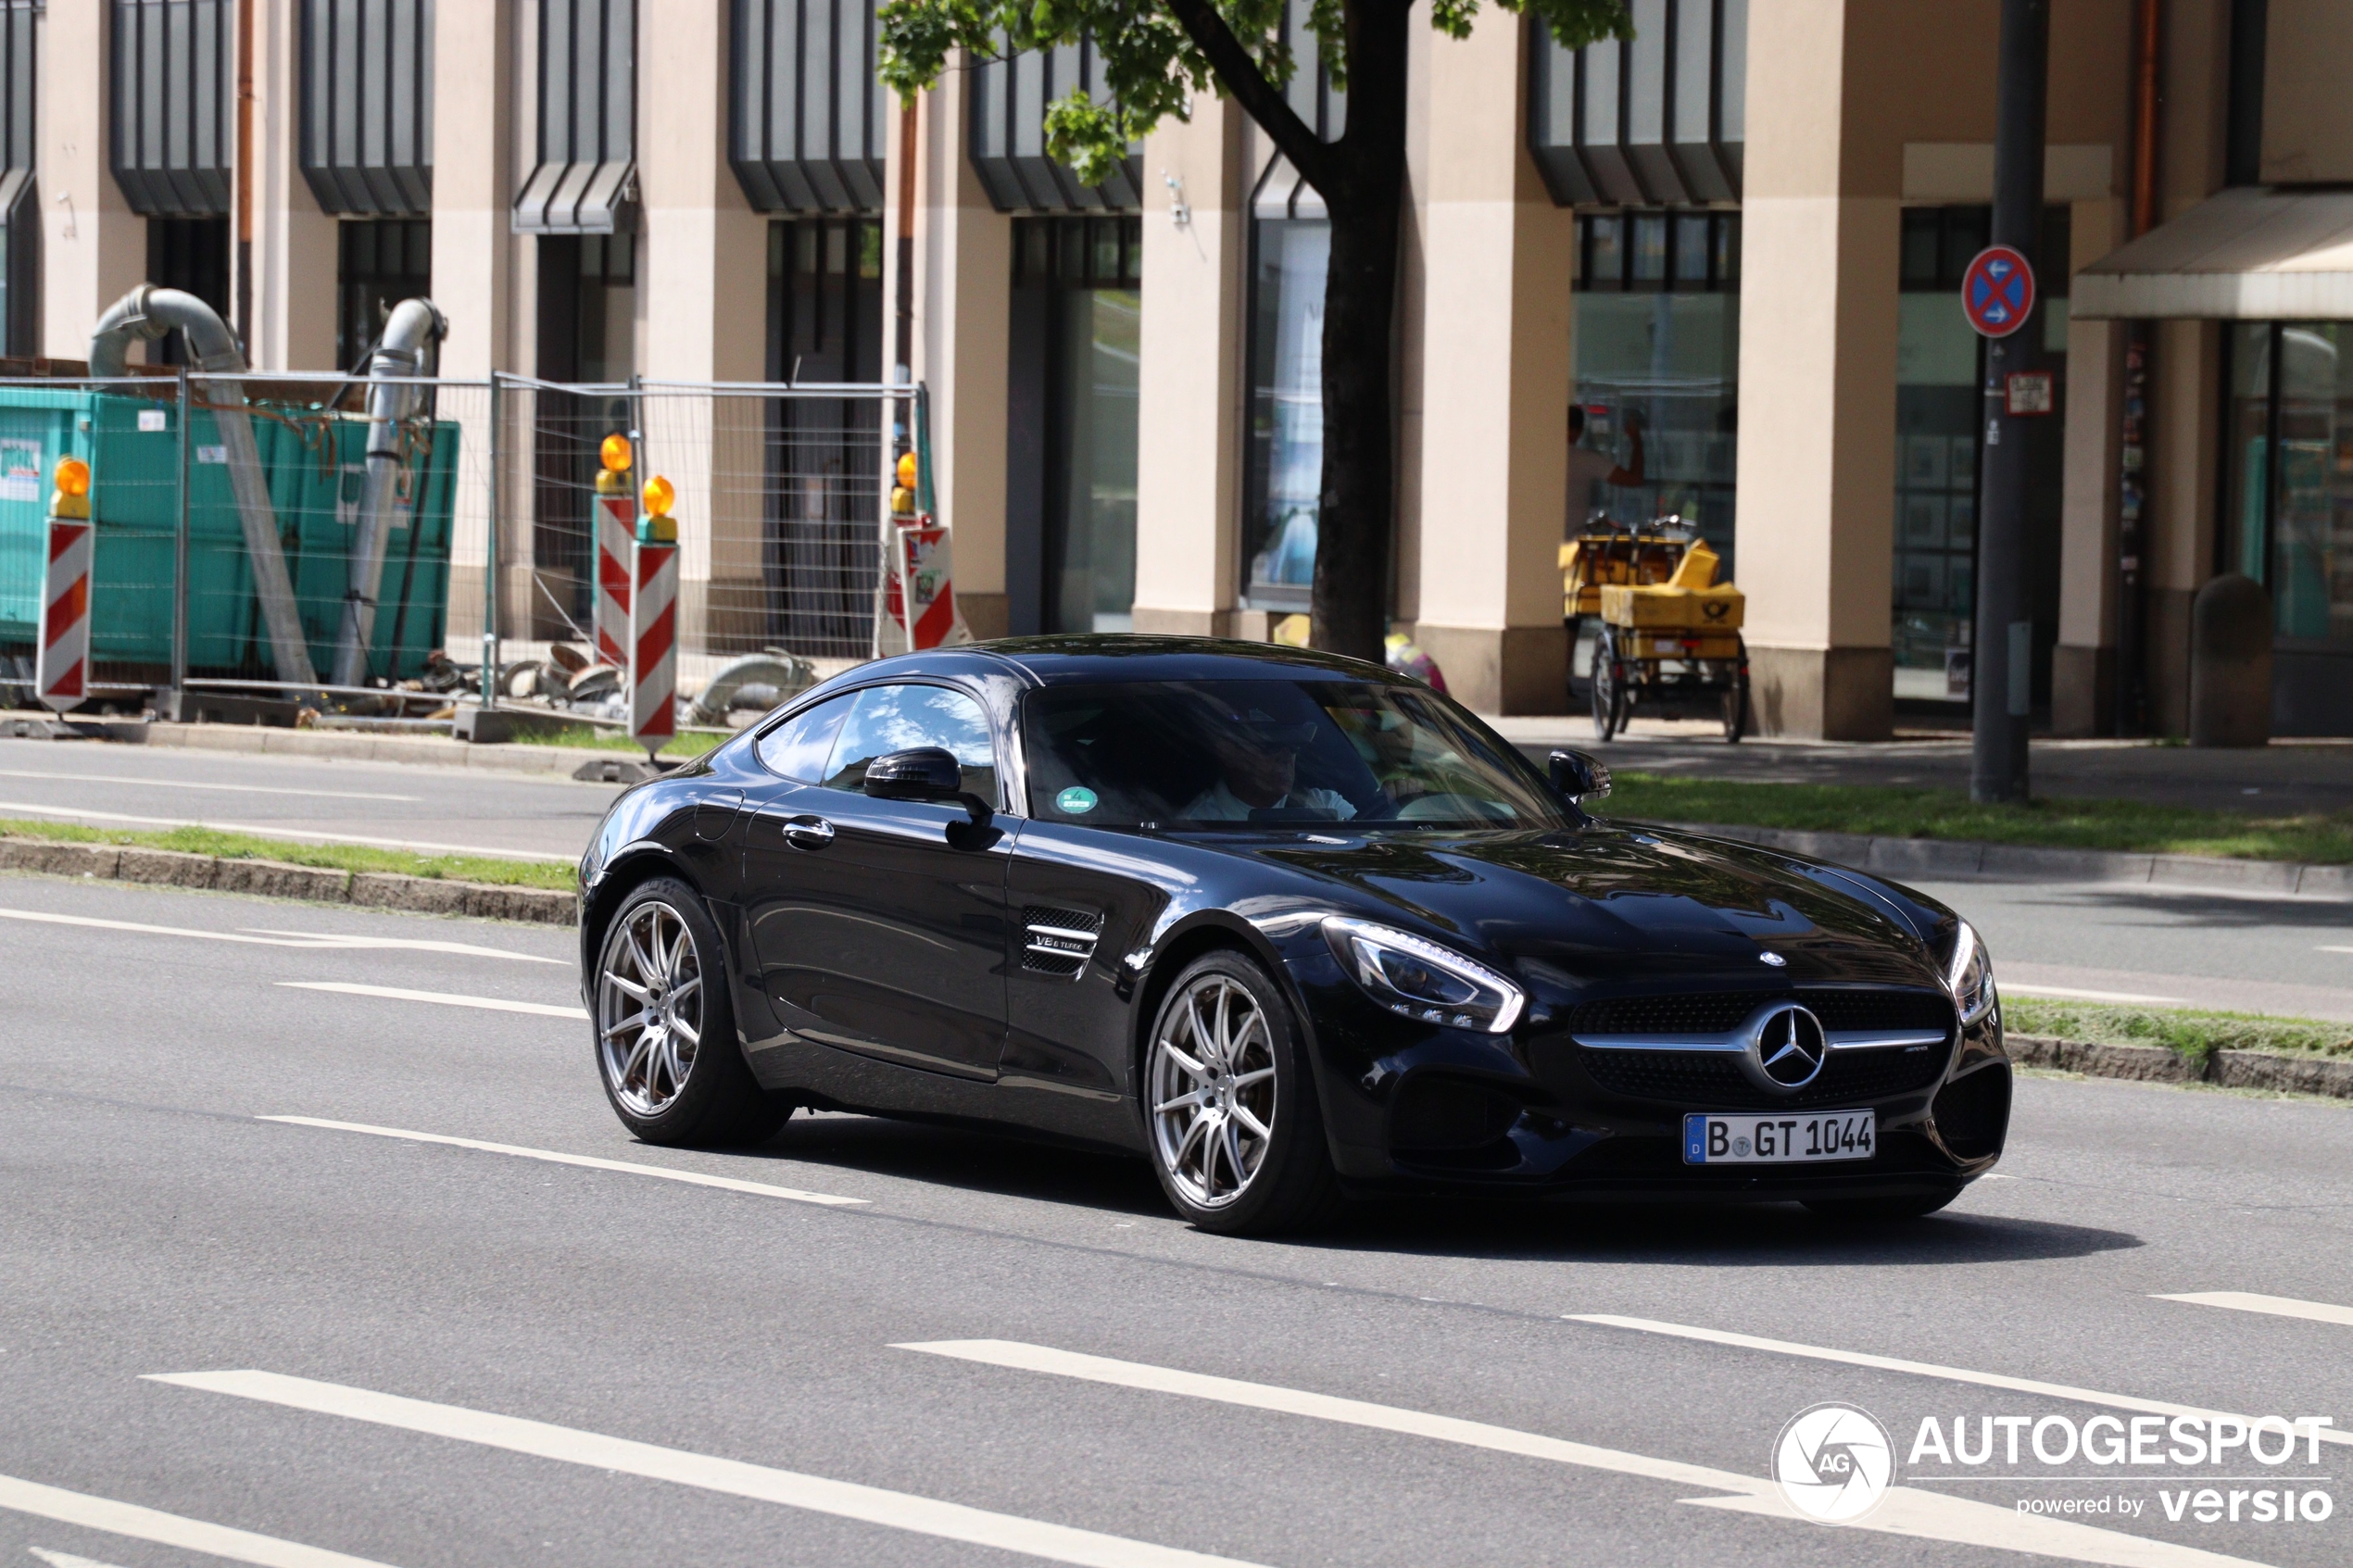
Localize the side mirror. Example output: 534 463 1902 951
864 747 963 802
1548 748 1611 804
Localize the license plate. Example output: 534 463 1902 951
1682 1110 1875 1165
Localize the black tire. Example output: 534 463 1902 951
592 877 791 1148
1722 666 1749 743
1591 633 1624 743
1142 951 1342 1236
1803 1188 1961 1223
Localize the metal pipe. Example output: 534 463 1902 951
2115 0 2162 736
332 296 447 686
89 283 319 688
171 368 191 699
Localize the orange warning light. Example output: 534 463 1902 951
896 451 918 489
600 433 634 472
55 458 91 497
641 473 674 517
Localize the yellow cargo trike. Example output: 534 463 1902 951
1563 522 1748 742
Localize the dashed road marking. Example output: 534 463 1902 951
1566 1313 2350 1449
2005 984 2189 1005
0 1473 400 1568
147 1370 1264 1568
0 767 419 802
895 1340 2276 1568
2157 1291 2353 1328
275 982 585 1018
0 908 560 963
257 1116 866 1207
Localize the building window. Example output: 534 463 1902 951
765 217 884 658
336 219 431 370
145 217 231 365
1892 204 2069 706
1008 215 1141 634
1571 208 1741 581
2223 320 2353 732
1241 217 1327 612
531 230 637 638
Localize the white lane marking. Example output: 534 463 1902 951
1566 1314 2351 1449
147 1371 1263 1568
2316 946 2353 956
2157 1291 2353 1328
276 982 585 1019
0 908 562 963
258 1117 865 1207
0 802 574 863
0 1473 400 1568
0 768 418 803
30 1549 132 1568
896 1341 2274 1568
2004 984 2190 1004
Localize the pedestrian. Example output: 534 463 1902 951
1567 403 1645 534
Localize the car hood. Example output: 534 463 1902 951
1228 822 1950 1003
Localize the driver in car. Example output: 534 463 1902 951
1180 708 1359 822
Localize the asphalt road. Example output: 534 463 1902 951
0 735 621 860
1 872 2347 1568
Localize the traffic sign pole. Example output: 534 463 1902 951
1970 0 2048 806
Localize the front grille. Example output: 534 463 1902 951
1569 987 1955 1038
1578 1040 1950 1109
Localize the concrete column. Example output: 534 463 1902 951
638 0 768 680
1409 12 1574 716
1131 98 1249 638
40 2 146 359
433 0 523 653
1734 0 1899 740
903 64 1012 639
2053 196 2123 736
244 0 338 371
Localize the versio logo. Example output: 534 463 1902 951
1774 1402 1895 1524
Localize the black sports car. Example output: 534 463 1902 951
578 637 2007 1234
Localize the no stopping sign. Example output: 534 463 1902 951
1961 245 2036 337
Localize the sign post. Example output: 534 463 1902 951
37 458 94 714
1967 0 2049 806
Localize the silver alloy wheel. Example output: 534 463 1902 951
1149 973 1278 1209
598 899 705 1117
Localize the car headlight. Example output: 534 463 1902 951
1322 917 1526 1034
1944 920 1997 1026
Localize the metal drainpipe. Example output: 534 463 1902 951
332 296 447 687
90 283 319 690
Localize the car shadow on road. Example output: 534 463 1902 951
734 1112 2141 1264
1308 1198 2144 1268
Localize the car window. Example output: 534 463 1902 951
821 684 998 802
753 693 856 782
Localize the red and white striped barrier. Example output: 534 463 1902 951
628 536 678 758
37 462 94 713
594 491 634 668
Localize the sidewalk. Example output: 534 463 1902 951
1488 715 2353 816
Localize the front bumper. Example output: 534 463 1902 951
1297 964 2009 1201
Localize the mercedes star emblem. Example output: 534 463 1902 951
1749 1003 1829 1091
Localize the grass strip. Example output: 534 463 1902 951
0 816 575 893
2003 997 2353 1065
1603 771 2353 864
510 725 726 757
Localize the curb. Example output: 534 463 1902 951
2007 1033 2353 1099
0 835 576 925
1663 820 2353 899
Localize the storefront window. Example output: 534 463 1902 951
2225 321 2353 646
1010 217 1143 634
1570 210 1741 581
338 219 433 372
1242 219 1329 610
1892 205 2068 706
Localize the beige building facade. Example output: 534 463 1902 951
14 0 2353 733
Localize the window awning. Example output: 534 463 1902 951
2072 186 2353 320
512 159 635 234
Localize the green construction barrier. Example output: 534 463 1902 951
0 384 459 683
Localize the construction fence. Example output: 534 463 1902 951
0 370 912 717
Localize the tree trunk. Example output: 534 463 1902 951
1309 0 1408 666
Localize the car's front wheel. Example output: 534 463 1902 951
595 877 789 1148
1144 952 1340 1236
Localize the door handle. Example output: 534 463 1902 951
780 815 835 850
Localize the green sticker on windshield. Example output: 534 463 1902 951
1055 785 1099 815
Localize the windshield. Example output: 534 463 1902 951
1020 679 1569 832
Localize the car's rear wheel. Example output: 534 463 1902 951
1803 1188 1962 1223
595 878 789 1148
1145 953 1340 1236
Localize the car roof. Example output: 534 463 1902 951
846 634 1407 691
